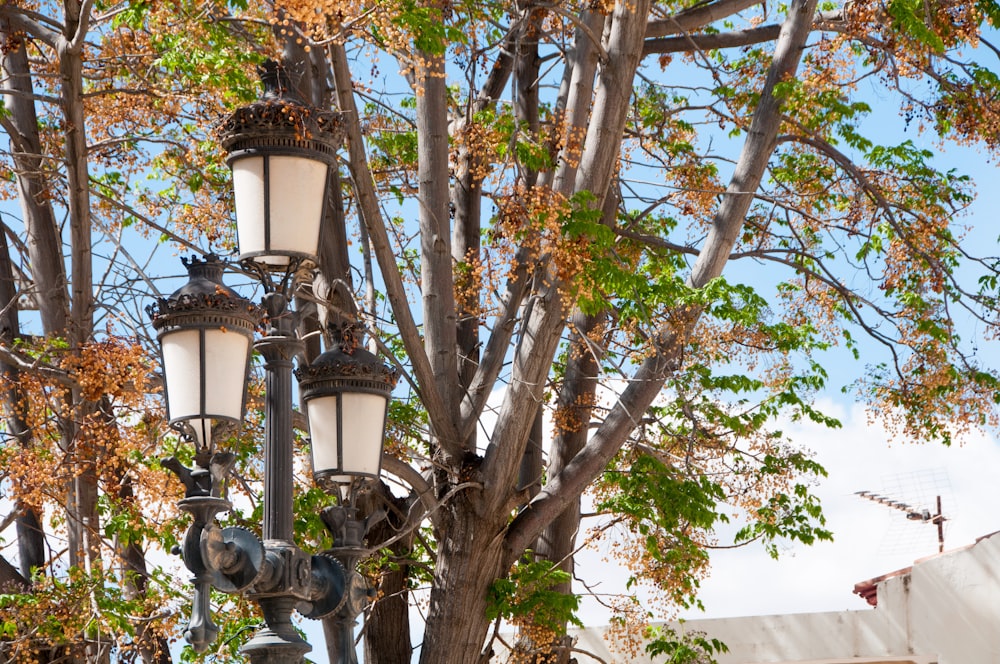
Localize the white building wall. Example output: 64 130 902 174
558 532 1000 663
900 533 1000 662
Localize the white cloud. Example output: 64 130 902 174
682 399 1000 619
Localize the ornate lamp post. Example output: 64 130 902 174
147 62 397 664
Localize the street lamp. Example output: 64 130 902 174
148 61 398 664
222 59 339 267
298 327 396 489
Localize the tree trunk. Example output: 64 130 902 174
419 498 506 664
0 24 69 331
363 491 414 664
58 39 101 591
0 224 43 590
0 24 66 664
116 463 172 664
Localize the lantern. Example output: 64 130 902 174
148 256 259 451
217 61 344 268
296 330 397 487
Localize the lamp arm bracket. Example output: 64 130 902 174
202 525 266 594
163 452 236 499
173 495 231 652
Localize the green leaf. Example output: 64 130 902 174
886 0 946 52
487 557 582 634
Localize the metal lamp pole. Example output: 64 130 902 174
241 290 312 663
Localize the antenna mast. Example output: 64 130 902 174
855 491 947 553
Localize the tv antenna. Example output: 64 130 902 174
855 490 948 553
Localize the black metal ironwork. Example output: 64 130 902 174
153 62 392 664
217 60 344 163
155 266 391 663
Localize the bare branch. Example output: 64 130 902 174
0 344 77 388
327 40 462 451
0 6 63 47
0 88 60 105
646 0 762 39
644 23 781 55
644 9 844 55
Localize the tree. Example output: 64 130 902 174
0 0 999 663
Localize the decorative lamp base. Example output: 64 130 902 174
240 629 311 664
241 597 311 664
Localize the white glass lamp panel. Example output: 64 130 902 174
231 157 268 259
202 328 251 421
161 328 249 424
339 392 387 477
308 394 342 476
186 418 212 450
160 329 204 422
266 155 327 258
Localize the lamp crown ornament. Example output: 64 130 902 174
219 59 345 270
296 323 398 386
146 255 262 328
217 59 345 165
147 255 260 451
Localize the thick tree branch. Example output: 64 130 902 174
547 10 606 195
503 321 696 562
65 0 95 52
484 0 652 513
0 88 60 105
536 2 609 63
0 6 62 47
689 0 818 288
0 344 77 388
416 40 462 456
327 41 461 451
644 23 781 55
646 0 762 39
458 8 603 444
382 454 437 526
58 17 96 343
644 9 843 55
0 225 47 585
0 555 30 592
451 12 524 406
505 0 820 560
